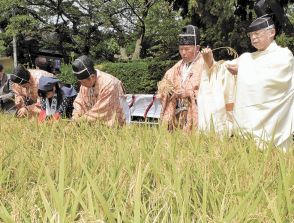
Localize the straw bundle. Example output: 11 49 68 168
157 78 175 96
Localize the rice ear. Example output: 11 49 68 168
157 78 175 96
212 47 239 59
207 47 239 81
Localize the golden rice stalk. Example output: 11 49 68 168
157 78 175 96
207 47 239 80
212 47 239 59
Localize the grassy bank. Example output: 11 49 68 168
0 114 293 222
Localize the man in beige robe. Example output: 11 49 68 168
157 25 204 131
201 15 293 150
11 64 54 117
72 55 126 127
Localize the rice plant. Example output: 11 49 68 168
0 114 293 222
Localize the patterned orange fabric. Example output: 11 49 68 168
157 56 204 131
72 70 125 127
12 69 54 115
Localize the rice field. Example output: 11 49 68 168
0 114 293 222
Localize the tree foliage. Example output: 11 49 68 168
169 0 294 54
0 0 293 63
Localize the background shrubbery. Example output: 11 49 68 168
58 60 176 94
98 60 175 94
57 64 77 85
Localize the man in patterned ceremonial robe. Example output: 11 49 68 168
157 25 205 131
72 55 127 127
11 64 54 117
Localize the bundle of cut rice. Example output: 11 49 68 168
157 78 175 96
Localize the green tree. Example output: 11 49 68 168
144 1 186 59
0 0 122 61
0 0 292 63
167 0 294 55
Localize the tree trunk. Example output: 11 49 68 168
119 47 129 61
131 35 143 60
129 0 153 60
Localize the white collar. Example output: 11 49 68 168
265 41 277 51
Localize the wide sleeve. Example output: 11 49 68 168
198 59 237 131
72 89 88 120
224 73 236 107
12 83 25 109
156 68 174 101
156 67 178 125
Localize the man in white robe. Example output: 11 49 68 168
200 15 293 150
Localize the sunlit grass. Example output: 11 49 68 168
0 114 293 222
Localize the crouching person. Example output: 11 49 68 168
71 55 127 126
11 64 54 118
0 64 14 112
38 76 77 122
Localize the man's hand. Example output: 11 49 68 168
15 97 24 108
171 89 193 100
16 107 29 118
226 64 238 75
201 47 214 69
